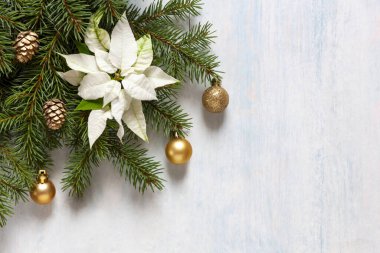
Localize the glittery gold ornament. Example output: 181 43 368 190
30 170 56 205
43 99 67 130
13 31 39 63
202 79 229 113
165 134 193 165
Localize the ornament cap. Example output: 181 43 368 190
211 78 222 86
170 131 180 139
37 170 48 183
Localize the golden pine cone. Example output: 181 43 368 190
13 31 39 63
43 99 67 130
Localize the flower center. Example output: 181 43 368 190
113 72 123 81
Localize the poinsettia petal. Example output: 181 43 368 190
133 35 153 73
85 14 111 52
95 49 117 74
120 67 135 77
144 66 179 88
103 81 122 106
117 126 125 140
88 109 113 148
78 73 113 100
122 99 148 142
109 14 137 70
82 80 120 101
57 70 85 86
122 73 157 100
111 90 132 122
111 90 132 140
80 72 111 86
59 53 100 73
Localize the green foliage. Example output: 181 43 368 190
47 0 92 41
144 88 192 137
128 0 221 82
108 135 164 193
0 0 221 227
0 136 33 227
75 99 104 111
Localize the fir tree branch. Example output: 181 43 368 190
62 110 108 197
129 1 222 83
140 24 221 82
0 144 34 187
135 0 202 24
23 0 47 30
0 31 14 75
2 0 23 11
12 117 52 168
0 178 28 203
47 0 91 41
143 98 192 137
108 137 164 193
0 1 25 30
0 194 13 227
61 139 108 197
3 28 72 168
0 114 23 132
0 138 32 227
0 173 29 227
89 0 126 26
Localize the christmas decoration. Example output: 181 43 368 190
30 170 56 205
43 99 67 130
166 134 193 165
202 79 229 113
58 14 178 147
0 0 225 227
13 31 39 63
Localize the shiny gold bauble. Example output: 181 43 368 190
165 137 193 164
30 170 56 205
202 79 229 113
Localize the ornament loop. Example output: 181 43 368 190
38 170 47 175
169 130 180 139
211 78 221 86
37 170 48 183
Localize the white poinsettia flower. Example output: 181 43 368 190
58 13 178 148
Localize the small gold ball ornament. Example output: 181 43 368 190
165 135 193 165
202 79 229 113
30 170 56 205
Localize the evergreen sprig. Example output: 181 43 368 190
0 137 33 227
108 136 164 193
0 0 221 227
0 31 14 75
136 0 202 23
128 0 221 82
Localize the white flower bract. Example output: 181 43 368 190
58 13 179 148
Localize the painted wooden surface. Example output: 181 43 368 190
1 0 380 252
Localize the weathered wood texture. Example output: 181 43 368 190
1 0 380 252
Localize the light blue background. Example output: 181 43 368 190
1 0 380 252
